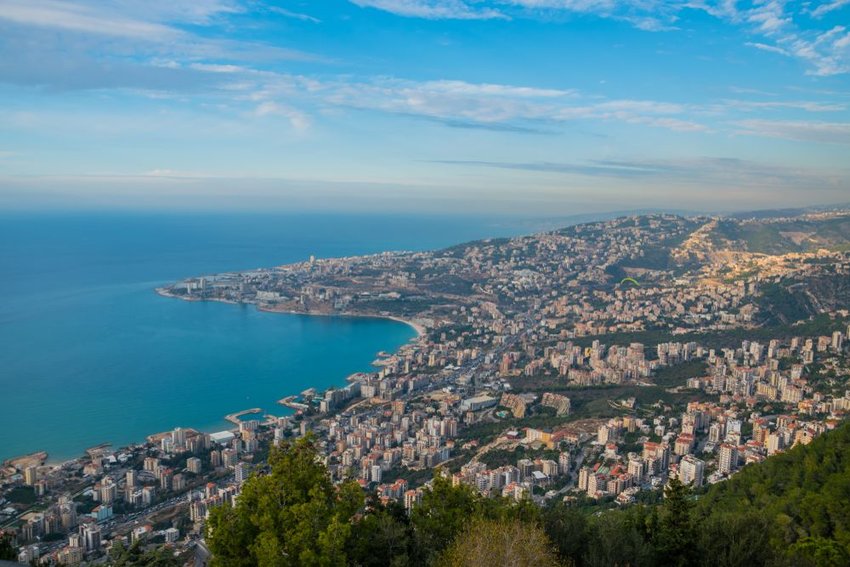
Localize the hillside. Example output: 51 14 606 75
694 421 850 566
201 425 850 567
711 214 850 255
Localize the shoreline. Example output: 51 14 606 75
156 287 427 338
257 304 427 338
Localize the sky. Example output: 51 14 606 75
0 0 849 215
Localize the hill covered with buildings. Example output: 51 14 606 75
5 209 850 565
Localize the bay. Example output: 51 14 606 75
0 212 530 461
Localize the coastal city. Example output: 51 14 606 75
3 210 850 565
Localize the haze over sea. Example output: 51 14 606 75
0 212 538 462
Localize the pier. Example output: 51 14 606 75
224 408 263 425
277 396 309 412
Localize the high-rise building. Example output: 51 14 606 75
141 486 155 507
99 480 117 504
172 427 186 449
766 432 785 455
718 444 738 475
172 473 187 492
160 469 173 491
234 462 249 484
24 465 38 486
403 489 421 511
164 527 180 543
627 459 644 484
143 457 160 472
678 455 705 487
82 524 101 551
186 457 202 474
832 331 844 352
222 448 238 468
578 467 590 491
558 452 571 475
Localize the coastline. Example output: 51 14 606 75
258 305 427 338
156 287 427 338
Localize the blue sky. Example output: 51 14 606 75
0 0 848 214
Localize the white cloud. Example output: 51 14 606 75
349 0 504 19
254 101 311 131
811 0 850 19
736 119 850 144
349 0 680 29
267 6 322 23
307 75 707 132
0 0 179 39
347 1 850 76
722 99 846 112
745 41 790 56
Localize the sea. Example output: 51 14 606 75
0 212 538 462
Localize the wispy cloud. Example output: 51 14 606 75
0 0 179 39
810 0 850 19
310 76 706 132
0 0 321 94
254 101 311 131
745 41 790 56
267 6 321 23
721 99 846 112
735 119 850 144
434 156 850 188
349 0 679 29
349 0 504 20
349 1 850 76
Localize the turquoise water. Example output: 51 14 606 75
0 212 528 461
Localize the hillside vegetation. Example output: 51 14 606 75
205 424 850 567
712 215 850 254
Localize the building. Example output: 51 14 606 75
98 480 117 504
222 448 238 468
172 473 187 492
160 469 173 491
172 427 186 448
627 459 644 484
164 527 180 543
234 462 250 484
24 466 38 486
82 523 101 551
678 455 705 487
460 395 498 412
558 452 571 475
718 443 738 475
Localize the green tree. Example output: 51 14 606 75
542 503 589 565
787 537 850 567
346 497 413 567
583 507 654 567
206 436 363 567
651 478 695 567
409 474 481 565
437 517 564 567
109 540 183 567
0 533 17 561
695 511 774 567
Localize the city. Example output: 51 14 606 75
4 210 850 565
